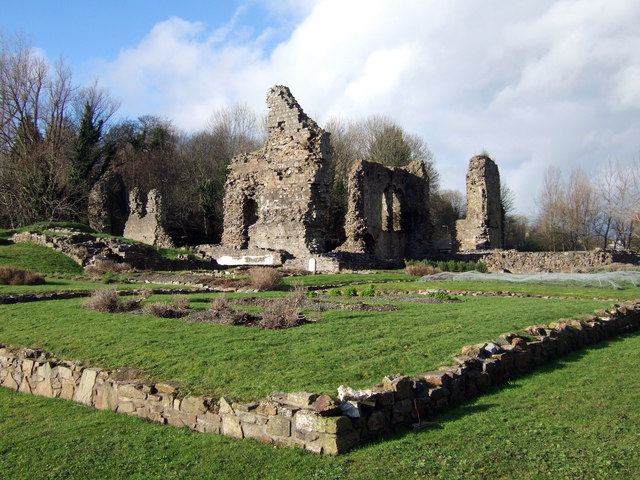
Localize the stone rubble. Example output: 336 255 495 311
10 231 217 271
123 188 175 248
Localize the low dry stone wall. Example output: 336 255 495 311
1 302 639 454
10 231 218 271
453 249 640 273
0 288 213 305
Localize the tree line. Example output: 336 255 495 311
1 35 459 247
532 162 640 251
12 34 629 254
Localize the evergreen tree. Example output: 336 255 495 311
70 102 103 185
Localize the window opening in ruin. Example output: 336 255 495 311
241 197 259 247
382 187 403 232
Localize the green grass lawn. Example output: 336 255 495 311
0 241 83 274
0 295 610 400
1 330 638 480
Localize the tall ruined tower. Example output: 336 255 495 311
221 85 331 257
455 155 503 250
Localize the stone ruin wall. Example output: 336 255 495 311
123 188 175 248
87 171 128 236
2 302 638 454
339 160 432 260
221 86 331 258
456 155 503 251
454 249 640 273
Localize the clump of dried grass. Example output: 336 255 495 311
0 265 44 285
83 288 125 313
170 294 190 310
208 294 249 325
249 267 283 291
259 284 308 330
405 264 441 276
84 259 132 275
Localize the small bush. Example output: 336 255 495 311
405 264 440 276
85 260 131 275
208 295 248 325
358 284 377 297
342 286 358 297
171 294 190 310
83 288 124 313
259 287 308 330
142 302 182 318
0 265 45 285
425 291 458 301
328 288 342 296
476 262 488 273
249 267 283 291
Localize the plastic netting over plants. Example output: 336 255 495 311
417 271 640 290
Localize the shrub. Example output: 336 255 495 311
259 287 308 330
142 302 183 318
358 284 377 297
425 291 458 301
405 264 440 276
328 288 342 296
0 265 45 285
171 294 190 310
208 295 248 325
476 262 489 273
249 267 283 291
342 286 358 297
85 260 132 275
83 288 124 313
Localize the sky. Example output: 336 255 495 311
3 0 640 217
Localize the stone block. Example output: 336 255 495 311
180 395 208 415
266 416 291 438
382 374 413 400
222 415 244 439
321 431 360 455
94 382 118 411
242 422 272 443
294 410 353 435
117 383 147 400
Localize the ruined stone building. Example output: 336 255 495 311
220 85 332 258
122 188 175 248
455 155 503 250
87 171 128 236
338 160 432 259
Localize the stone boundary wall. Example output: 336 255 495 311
10 231 218 272
450 249 640 273
1 302 639 454
0 288 214 306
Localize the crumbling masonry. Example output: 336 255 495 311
456 155 503 250
221 86 332 258
123 188 175 248
338 160 432 259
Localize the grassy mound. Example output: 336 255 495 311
0 242 82 275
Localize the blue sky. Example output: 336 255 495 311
3 0 640 216
2 1 293 76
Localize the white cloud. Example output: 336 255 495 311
94 0 640 216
